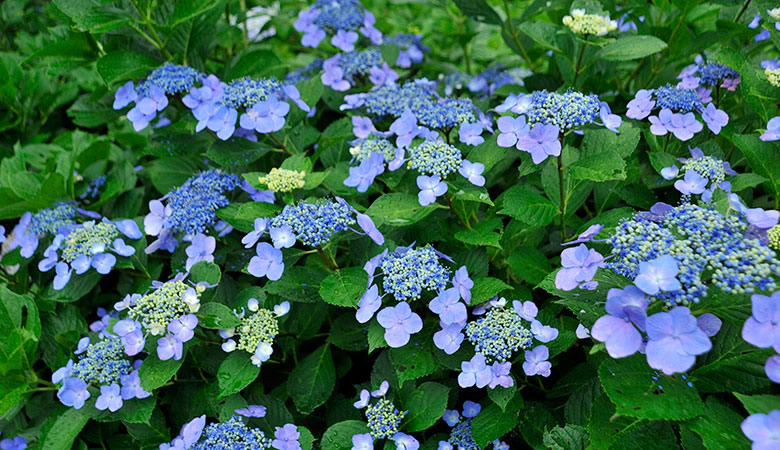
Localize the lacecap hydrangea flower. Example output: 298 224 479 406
113 63 203 131
677 55 740 91
438 402 509 450
53 335 149 411
626 84 728 140
241 197 383 280
352 381 419 449
562 9 618 36
258 168 307 192
321 49 397 92
660 146 737 201
293 0 382 50
7 202 100 259
384 33 429 68
220 298 290 367
440 64 532 98
453 298 558 388
38 217 142 290
113 273 213 361
160 412 302 450
144 170 242 254
496 89 621 164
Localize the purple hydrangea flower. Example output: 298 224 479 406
376 302 423 347
458 122 485 146
648 108 674 136
517 123 561 164
429 288 467 325
489 362 513 388
626 90 655 120
563 224 605 246
95 383 123 412
179 415 207 448
599 102 622 132
531 320 559 343
417 175 447 207
345 153 384 192
242 218 268 248
356 284 382 323
433 323 464 354
240 97 290 133
57 377 90 409
270 225 296 249
157 335 183 361
452 266 474 304
185 234 215 271
667 112 703 141
458 353 492 388
371 380 389 398
701 103 728 134
674 170 708 195
355 211 384 245
168 314 197 343
0 436 26 450
741 410 780 449
634 255 681 295
522 345 551 377
235 405 267 417
352 433 374 449
760 117 780 142
120 370 151 400
114 320 145 356
496 116 529 148
248 242 285 280
368 63 398 86
745 208 780 230
645 306 712 375
331 29 358 52
272 424 301 450
591 286 648 358
696 313 722 337
113 81 137 110
742 292 780 353
352 116 375 139
390 109 421 148
392 433 419 450
555 244 604 291
766 355 780 383
458 160 485 187
321 58 349 91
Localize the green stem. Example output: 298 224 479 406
734 0 752 22
557 153 567 242
462 42 472 75
502 0 534 71
315 245 338 270
572 35 587 86
445 191 471 229
269 133 293 155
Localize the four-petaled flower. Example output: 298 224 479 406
516 123 561 164
376 302 423 347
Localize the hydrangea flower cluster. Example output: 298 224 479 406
144 170 241 254
660 147 737 200
455 298 558 388
352 381 418 449
114 274 211 361
438 402 509 450
626 84 728 140
285 58 324 84
562 9 618 36
161 411 302 450
384 33 428 68
441 64 532 98
496 89 621 164
293 0 382 50
242 198 383 280
678 55 740 91
258 168 307 192
113 63 204 130
321 49 396 91
39 218 142 290
53 335 149 411
7 202 96 258
219 298 290 367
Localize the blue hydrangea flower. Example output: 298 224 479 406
0 435 26 450
293 0 382 49
144 170 241 253
377 245 450 302
741 410 780 449
162 415 280 449
353 381 416 448
285 58 324 84
677 56 740 91
554 244 604 291
645 306 712 375
384 33 429 68
661 147 737 201
376 302 423 347
219 299 289 367
591 286 648 358
742 292 780 353
321 49 392 91
522 345 551 377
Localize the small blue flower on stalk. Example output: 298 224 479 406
458 354 492 388
437 403 490 450
634 255 682 296
235 405 267 418
554 244 604 291
185 234 215 271
591 286 648 358
517 123 561 164
219 298 289 367
352 381 418 449
645 306 712 375
416 175 447 206
38 218 141 290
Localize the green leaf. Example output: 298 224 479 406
0 285 40 374
543 425 589 450
319 267 368 307
488 382 520 411
581 122 641 159
647 151 678 174
366 193 438 227
321 421 370 450
96 51 160 85
189 261 221 286
119 396 156 424
733 393 780 415
169 0 220 27
454 218 503 248
467 139 509 172
519 21 562 53
452 0 502 25
499 185 557 226
588 394 677 450
327 313 368 352
569 151 626 181
685 397 750 449
539 269 629 328
39 406 90 450
471 403 519 448
138 354 185 392
206 138 270 167
216 201 281 233
53 0 131 33
389 326 438 385
469 277 513 305
517 401 558 450
217 352 260 399
506 247 552 285
598 36 668 61
730 173 769 192
0 377 29 421
401 382 449 432
599 355 704 420
197 302 240 329
288 345 336 414
732 134 780 198
147 157 199 196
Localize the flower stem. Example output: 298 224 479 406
557 153 567 242
502 0 534 71
269 132 293 155
572 35 587 86
734 0 752 22
316 245 338 270
445 191 471 229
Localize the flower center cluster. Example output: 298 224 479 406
286 58 324 84
408 140 463 177
360 82 475 128
191 416 272 449
680 156 727 185
465 307 533 362
562 10 617 36
339 49 383 78
236 309 280 354
270 199 355 247
128 280 194 335
365 399 405 439
448 419 478 449
165 170 241 236
59 222 119 263
653 85 702 112
70 338 132 386
30 203 76 235
219 77 282 109
259 168 306 192
697 63 739 86
350 138 396 162
313 0 365 32
769 226 780 251
137 63 203 96
379 245 450 301
524 90 600 129
766 67 780 88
